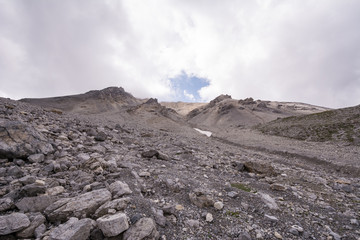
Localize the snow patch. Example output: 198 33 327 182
194 128 212 137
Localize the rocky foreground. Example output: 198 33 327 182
0 97 359 240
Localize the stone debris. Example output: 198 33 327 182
0 94 359 240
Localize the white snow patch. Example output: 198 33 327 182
194 128 212 137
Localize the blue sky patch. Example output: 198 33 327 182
169 71 209 102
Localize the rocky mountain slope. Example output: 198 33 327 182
0 87 359 239
185 95 328 132
257 105 360 145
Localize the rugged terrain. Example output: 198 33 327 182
0 87 359 240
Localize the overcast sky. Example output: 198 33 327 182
1 0 360 108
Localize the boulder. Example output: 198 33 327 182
45 189 111 222
0 120 54 159
244 161 276 176
189 188 214 208
109 181 132 198
0 212 30 235
15 195 54 212
94 197 130 218
123 217 159 240
96 212 129 237
48 217 92 240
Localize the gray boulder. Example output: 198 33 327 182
123 217 159 240
109 181 132 198
16 212 46 238
96 212 129 237
45 188 111 222
0 212 30 235
48 217 92 240
16 195 54 212
0 120 54 159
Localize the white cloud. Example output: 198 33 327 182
0 0 360 107
183 90 195 101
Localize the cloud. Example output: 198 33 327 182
183 90 195 101
0 0 360 108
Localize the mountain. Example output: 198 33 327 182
1 87 359 239
20 87 141 114
185 94 328 131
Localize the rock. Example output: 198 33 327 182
289 225 303 236
94 198 130 218
227 191 238 198
189 188 214 208
28 153 45 163
7 166 24 178
48 217 92 240
175 204 184 211
214 201 224 210
141 150 159 158
0 197 14 212
185 219 200 229
109 181 132 198
238 232 252 240
96 212 129 237
45 188 111 222
16 213 46 238
139 171 151 177
270 183 286 191
18 175 36 185
46 186 65 196
152 207 166 227
205 213 213 222
20 182 46 197
15 195 54 212
0 212 30 235
0 120 53 159
94 132 107 142
274 231 283 239
264 214 278 222
350 219 359 225
244 161 276 176
259 192 279 210
34 223 46 239
123 217 159 240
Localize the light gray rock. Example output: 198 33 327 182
45 188 111 222
264 214 278 222
0 197 14 212
16 212 46 238
34 223 47 239
259 192 279 210
94 197 130 218
123 217 159 240
48 217 92 240
0 212 30 235
109 181 132 198
28 153 45 163
185 219 200 229
96 212 129 237
18 175 36 185
46 186 65 196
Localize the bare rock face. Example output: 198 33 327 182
48 217 92 240
123 217 159 240
0 119 53 159
96 212 129 237
0 212 30 235
44 189 111 222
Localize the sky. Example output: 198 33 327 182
1 0 360 108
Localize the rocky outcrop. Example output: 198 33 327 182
0 119 53 159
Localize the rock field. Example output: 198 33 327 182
0 91 359 240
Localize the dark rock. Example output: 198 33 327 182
244 161 276 176
20 183 46 197
141 150 159 158
6 166 23 178
130 213 143 224
0 197 14 212
94 132 107 142
189 188 214 208
90 228 104 240
94 197 130 218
